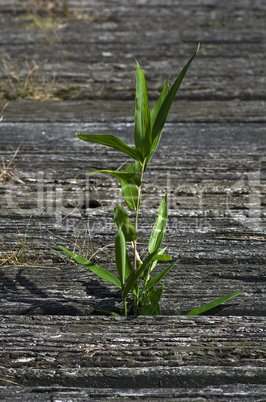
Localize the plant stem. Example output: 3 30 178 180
124 299 128 316
133 160 146 272
134 291 139 315
143 265 152 288
133 240 137 273
132 161 146 314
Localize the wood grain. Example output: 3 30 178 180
0 0 265 399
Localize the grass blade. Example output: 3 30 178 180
142 260 178 294
139 284 164 315
115 229 126 287
186 292 248 316
148 194 168 254
121 164 139 210
122 250 159 299
151 79 170 129
125 249 134 282
96 310 120 316
57 245 122 289
149 246 168 272
152 254 172 262
76 133 144 164
149 79 170 158
114 204 137 242
152 44 200 144
134 61 152 157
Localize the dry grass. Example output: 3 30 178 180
0 234 31 266
0 207 98 267
0 143 26 185
27 0 69 19
0 103 8 122
27 13 64 30
26 0 92 22
0 170 101 266
0 136 104 266
0 54 58 101
0 215 42 266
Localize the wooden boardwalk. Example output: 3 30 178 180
0 1 265 400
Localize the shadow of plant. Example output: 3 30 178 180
0 267 125 316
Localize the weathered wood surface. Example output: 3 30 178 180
0 0 266 399
0 316 266 399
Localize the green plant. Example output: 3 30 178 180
58 44 247 315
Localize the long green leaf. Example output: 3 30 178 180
124 250 137 297
139 284 164 315
135 78 168 173
149 246 168 272
151 80 170 129
87 170 141 187
186 292 248 316
76 133 144 164
142 260 178 294
125 249 134 282
121 164 139 210
134 61 152 157
149 79 170 158
96 309 120 316
139 252 172 284
115 229 126 288
122 250 159 299
148 194 168 254
152 43 200 144
152 254 172 262
114 204 137 242
57 245 122 289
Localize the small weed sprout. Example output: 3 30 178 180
58 45 247 316
25 0 68 28
28 13 61 30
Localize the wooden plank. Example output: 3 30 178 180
0 386 266 401
1 385 266 401
0 316 265 396
0 0 266 399
0 262 264 316
1 99 266 123
0 1 265 103
0 121 265 315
